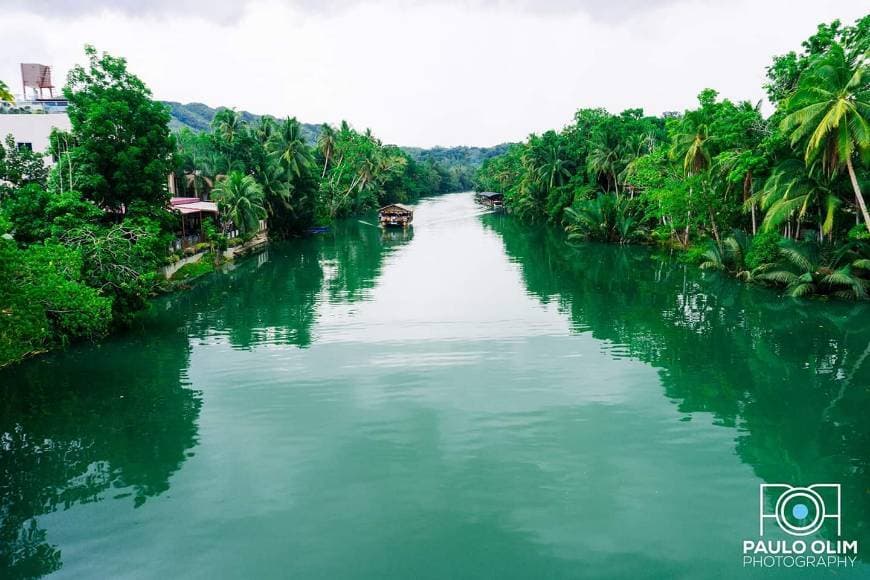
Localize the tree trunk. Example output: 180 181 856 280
684 186 692 246
744 170 756 235
321 150 330 179
708 205 722 250
846 156 870 233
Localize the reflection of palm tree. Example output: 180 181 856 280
780 43 870 233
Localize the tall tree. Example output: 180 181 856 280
270 117 312 178
780 43 870 232
317 123 337 179
63 45 175 212
212 171 266 236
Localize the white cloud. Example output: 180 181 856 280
0 0 865 147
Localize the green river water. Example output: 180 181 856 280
1 192 868 579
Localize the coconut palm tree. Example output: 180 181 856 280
756 238 869 299
671 123 712 176
587 142 621 197
0 80 13 103
270 117 312 179
757 158 840 239
698 230 766 281
780 42 870 232
212 171 267 236
671 122 719 246
214 109 243 146
317 124 337 179
538 144 570 192
564 193 640 244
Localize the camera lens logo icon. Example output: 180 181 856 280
760 484 841 537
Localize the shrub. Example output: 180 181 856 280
680 244 708 264
170 255 214 281
746 230 781 269
0 239 112 366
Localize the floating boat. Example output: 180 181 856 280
378 203 413 228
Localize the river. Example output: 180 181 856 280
1 192 868 579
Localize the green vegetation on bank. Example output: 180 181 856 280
1 47 174 367
0 46 454 367
474 16 870 300
166 100 508 192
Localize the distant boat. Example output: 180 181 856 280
308 226 330 234
378 204 413 228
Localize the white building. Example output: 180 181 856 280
0 112 72 162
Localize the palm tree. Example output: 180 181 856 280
698 230 765 281
757 159 840 240
317 123 337 179
671 123 712 175
214 109 243 146
587 143 620 197
259 159 301 223
0 80 13 103
780 43 870 233
212 171 267 236
564 193 639 244
756 238 869 299
538 144 570 191
270 117 312 178
255 116 276 144
671 123 716 246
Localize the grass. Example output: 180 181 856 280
170 255 215 282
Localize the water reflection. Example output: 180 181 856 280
481 211 870 554
158 215 409 350
0 327 200 579
0 213 411 579
1 194 867 578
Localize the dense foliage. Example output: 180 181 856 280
166 100 505 194
1 47 457 367
1 47 176 367
475 16 870 300
173 114 458 232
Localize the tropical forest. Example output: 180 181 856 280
474 17 870 300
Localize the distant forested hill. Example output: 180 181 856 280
402 144 514 170
163 101 321 143
164 101 510 170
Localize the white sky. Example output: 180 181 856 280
0 1 866 147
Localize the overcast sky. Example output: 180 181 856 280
0 1 865 147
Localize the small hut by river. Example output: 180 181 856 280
475 191 504 208
379 204 413 228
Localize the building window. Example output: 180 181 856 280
16 142 33 151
